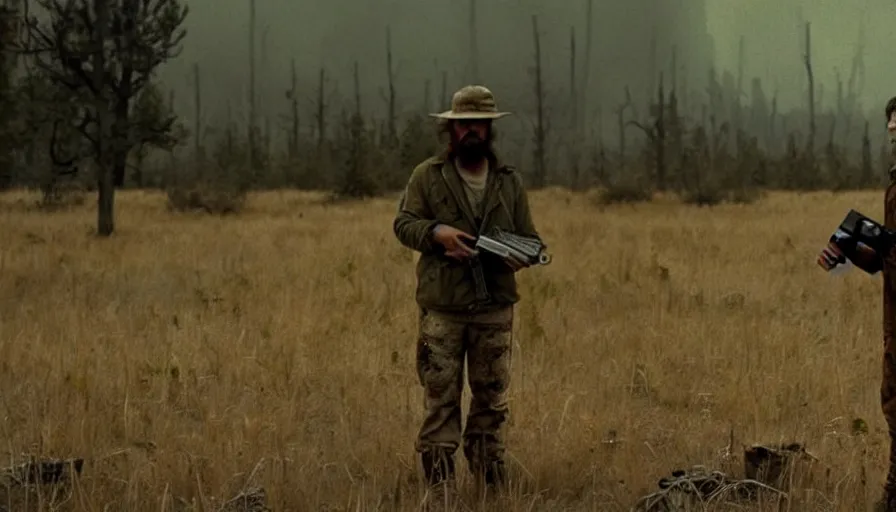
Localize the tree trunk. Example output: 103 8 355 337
97 159 115 236
112 149 127 188
93 0 114 236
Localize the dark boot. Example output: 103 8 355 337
421 449 455 487
483 459 506 488
465 439 507 495
421 450 456 510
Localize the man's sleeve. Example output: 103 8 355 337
393 166 440 253
884 182 896 344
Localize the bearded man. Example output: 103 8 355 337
392 85 544 498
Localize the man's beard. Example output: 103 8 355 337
454 132 489 164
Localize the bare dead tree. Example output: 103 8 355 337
383 25 396 147
670 45 677 94
648 27 657 104
707 66 722 125
440 70 447 110
261 23 270 160
354 61 361 116
655 74 667 191
734 35 744 131
22 0 188 235
835 69 843 141
842 23 865 141
337 60 375 198
616 86 633 161
468 0 478 83
629 73 667 191
826 109 836 150
803 22 816 150
168 88 175 171
314 67 326 154
285 57 298 159
193 61 201 161
530 14 546 188
769 90 778 153
569 26 576 132
579 0 592 137
861 120 871 185
567 25 582 188
247 0 256 172
590 104 606 185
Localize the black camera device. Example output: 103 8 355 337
829 209 896 275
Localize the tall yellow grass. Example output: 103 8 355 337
0 188 891 511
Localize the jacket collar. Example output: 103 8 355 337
434 155 508 233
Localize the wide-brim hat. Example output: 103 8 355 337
429 85 512 120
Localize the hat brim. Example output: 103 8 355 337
428 111 512 120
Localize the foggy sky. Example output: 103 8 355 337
708 0 893 114
152 0 896 142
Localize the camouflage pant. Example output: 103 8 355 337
414 306 513 475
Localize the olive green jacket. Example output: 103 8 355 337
883 165 896 344
392 154 542 313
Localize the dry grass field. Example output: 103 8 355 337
0 187 892 511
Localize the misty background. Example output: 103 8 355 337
4 0 894 211
153 0 896 155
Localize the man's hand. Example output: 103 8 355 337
817 241 846 271
433 224 478 261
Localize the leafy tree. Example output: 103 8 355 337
22 0 188 235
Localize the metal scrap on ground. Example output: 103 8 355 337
632 443 815 511
631 465 786 511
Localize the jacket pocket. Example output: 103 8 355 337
417 256 476 309
430 188 465 224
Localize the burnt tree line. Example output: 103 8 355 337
0 1 890 230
